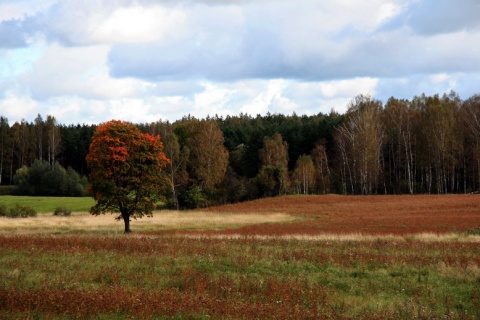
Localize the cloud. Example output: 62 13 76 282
20 44 144 100
0 19 30 48
4 0 479 83
0 0 56 21
0 90 39 120
405 0 480 35
91 5 187 44
1 0 480 126
106 0 480 83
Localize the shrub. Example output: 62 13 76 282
13 160 88 197
53 206 72 217
0 185 18 195
179 186 209 209
8 204 37 218
466 228 480 236
0 204 8 217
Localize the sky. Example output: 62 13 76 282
0 0 479 125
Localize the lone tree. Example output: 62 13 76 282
86 120 170 233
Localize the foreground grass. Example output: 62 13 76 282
1 234 479 319
0 196 95 213
1 195 480 318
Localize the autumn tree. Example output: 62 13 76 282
258 133 289 196
162 131 189 210
86 120 170 233
185 119 229 192
292 155 315 194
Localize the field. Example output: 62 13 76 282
0 196 95 213
1 194 480 319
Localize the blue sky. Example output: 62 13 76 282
1 0 479 125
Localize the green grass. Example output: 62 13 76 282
0 196 95 213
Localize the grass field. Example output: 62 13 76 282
1 194 480 319
0 195 95 213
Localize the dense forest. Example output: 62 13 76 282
1 91 479 207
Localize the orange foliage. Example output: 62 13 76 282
86 120 170 231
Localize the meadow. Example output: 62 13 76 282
0 196 95 213
1 194 480 319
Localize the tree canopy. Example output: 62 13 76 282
86 120 170 232
2 91 480 206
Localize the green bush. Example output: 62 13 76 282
8 204 37 218
466 228 480 236
179 186 209 209
53 206 72 216
13 160 88 197
0 204 8 216
0 185 18 195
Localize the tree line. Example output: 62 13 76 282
1 91 479 206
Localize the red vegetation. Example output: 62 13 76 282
86 120 169 232
0 281 329 319
195 194 480 236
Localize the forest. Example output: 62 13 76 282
1 91 479 208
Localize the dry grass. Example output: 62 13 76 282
179 232 480 243
0 211 295 234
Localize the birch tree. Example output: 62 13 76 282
461 94 480 191
383 98 418 194
46 116 61 167
335 95 384 194
311 140 330 194
292 155 315 194
418 93 460 193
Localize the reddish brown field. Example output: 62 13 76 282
2 195 480 319
185 194 480 236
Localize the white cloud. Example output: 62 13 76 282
0 90 39 120
22 44 144 100
375 2 403 26
429 73 450 84
318 78 379 98
240 80 284 116
193 82 235 117
92 5 187 44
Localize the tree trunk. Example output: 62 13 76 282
122 212 131 233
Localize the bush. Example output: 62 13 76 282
0 185 18 195
179 186 209 209
8 204 37 218
13 160 88 197
0 204 8 217
466 228 480 236
53 206 72 216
